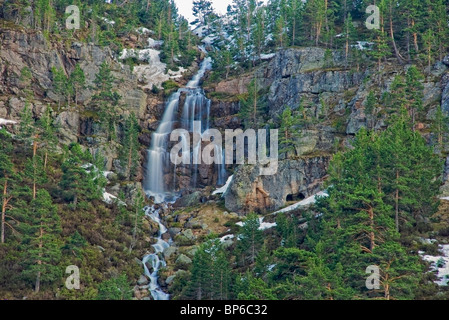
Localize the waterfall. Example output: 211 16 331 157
141 55 227 300
144 56 226 203
142 205 170 300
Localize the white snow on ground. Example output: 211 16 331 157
260 53 275 60
273 191 329 214
202 35 216 45
0 118 17 128
351 41 374 51
193 25 208 38
219 234 234 243
100 17 115 25
419 244 449 286
102 190 126 206
119 38 186 90
212 175 233 195
147 37 164 48
440 196 449 201
236 217 277 231
136 27 152 35
103 171 113 179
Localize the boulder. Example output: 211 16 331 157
56 111 79 144
224 157 329 213
137 275 149 286
175 254 192 269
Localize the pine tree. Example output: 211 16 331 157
213 248 232 300
21 189 62 293
51 67 72 110
422 29 435 71
92 61 121 141
365 91 377 129
405 66 424 129
119 113 140 181
60 144 105 210
97 273 132 300
36 106 57 170
192 0 213 29
235 213 263 267
239 78 260 128
235 270 276 300
129 189 144 252
70 64 86 109
432 105 449 151
279 107 302 156
0 130 15 244
381 112 442 232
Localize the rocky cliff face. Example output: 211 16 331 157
224 157 329 213
0 28 172 176
209 47 449 213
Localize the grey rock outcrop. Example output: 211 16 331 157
224 157 330 213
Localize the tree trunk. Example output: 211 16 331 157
389 2 405 64
324 0 329 46
412 20 418 52
33 137 38 200
395 171 399 233
35 225 43 293
369 207 375 252
253 79 257 127
1 180 7 244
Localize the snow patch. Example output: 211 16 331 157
236 217 276 231
260 53 275 60
273 191 329 214
0 118 17 128
119 37 186 89
147 37 164 48
136 27 152 35
100 17 115 25
219 234 234 243
420 243 449 286
212 175 233 195
103 190 126 206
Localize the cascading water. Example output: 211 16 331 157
141 54 227 300
144 56 226 203
142 205 170 300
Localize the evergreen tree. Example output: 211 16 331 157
51 67 72 110
70 64 86 109
0 130 15 244
279 107 302 156
405 65 424 128
187 239 231 300
239 78 260 128
60 144 106 210
365 91 377 129
21 189 62 293
192 0 213 30
235 270 276 300
235 213 263 267
96 273 132 300
119 113 140 181
92 61 121 141
432 105 449 150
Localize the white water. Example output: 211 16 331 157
141 55 227 300
141 205 171 300
144 56 226 203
